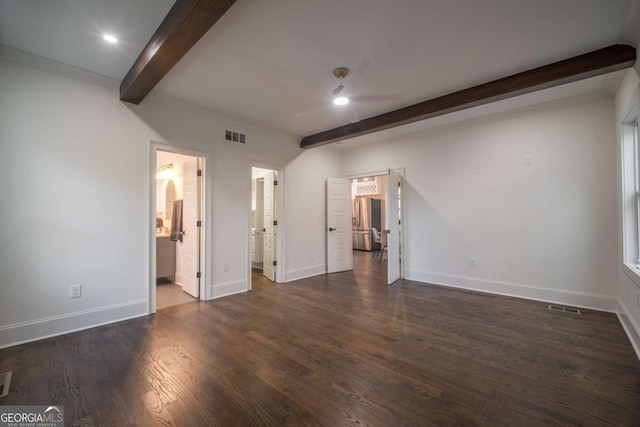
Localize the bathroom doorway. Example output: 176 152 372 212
153 149 205 310
249 165 283 287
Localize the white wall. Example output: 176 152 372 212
0 57 337 347
283 147 342 281
615 67 640 356
342 95 618 310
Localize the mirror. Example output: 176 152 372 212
165 180 176 220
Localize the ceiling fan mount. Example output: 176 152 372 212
296 61 402 122
332 67 349 96
333 67 349 79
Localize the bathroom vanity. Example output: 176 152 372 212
156 235 176 279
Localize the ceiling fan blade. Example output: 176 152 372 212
295 103 329 118
332 84 344 96
348 59 371 91
347 105 360 124
352 94 404 103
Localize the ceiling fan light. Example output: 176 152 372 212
333 96 349 106
102 34 118 44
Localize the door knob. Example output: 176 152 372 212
262 228 266 232
329 227 336 231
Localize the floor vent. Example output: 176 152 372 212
0 371 12 397
548 304 581 314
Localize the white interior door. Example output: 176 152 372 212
327 177 352 273
263 171 276 281
386 169 401 285
176 158 200 297
254 178 264 264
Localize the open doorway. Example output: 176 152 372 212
154 150 204 309
250 166 282 287
351 174 389 277
328 169 404 285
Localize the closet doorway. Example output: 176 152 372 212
249 165 283 287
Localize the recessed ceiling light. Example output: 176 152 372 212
333 96 349 106
103 34 118 44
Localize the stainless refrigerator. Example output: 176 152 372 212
352 197 382 251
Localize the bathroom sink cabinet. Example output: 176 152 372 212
157 236 176 279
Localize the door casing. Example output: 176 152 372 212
149 142 211 313
248 163 285 288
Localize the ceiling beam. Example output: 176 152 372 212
300 44 636 149
120 0 237 104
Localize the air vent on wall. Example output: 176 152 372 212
225 130 246 144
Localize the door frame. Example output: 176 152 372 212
248 162 285 289
344 168 406 279
149 141 212 314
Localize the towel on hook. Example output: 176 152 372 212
170 199 183 242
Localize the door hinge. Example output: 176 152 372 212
273 220 278 226
196 272 201 278
197 220 202 227
273 260 277 266
197 170 202 177
274 180 278 186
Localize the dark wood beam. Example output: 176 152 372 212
300 44 636 149
120 0 237 104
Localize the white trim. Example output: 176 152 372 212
211 280 248 299
617 299 640 361
624 263 640 289
0 300 148 349
405 270 618 312
285 264 327 282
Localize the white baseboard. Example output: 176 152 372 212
285 264 326 283
210 279 247 299
405 270 618 312
0 299 148 349
617 300 640 361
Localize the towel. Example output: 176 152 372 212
170 199 183 242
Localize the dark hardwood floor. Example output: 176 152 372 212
1 251 639 426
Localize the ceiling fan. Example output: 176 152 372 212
295 61 403 123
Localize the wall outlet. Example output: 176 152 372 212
223 262 230 272
469 258 477 268
524 154 533 166
70 284 82 299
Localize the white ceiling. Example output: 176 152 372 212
0 0 638 141
0 0 174 79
